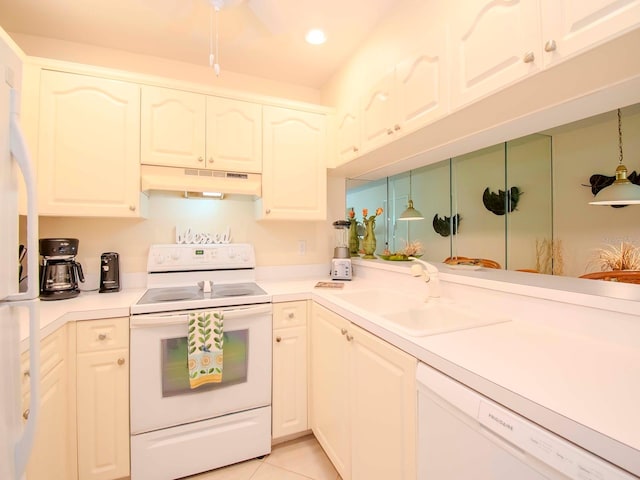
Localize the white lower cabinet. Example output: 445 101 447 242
272 301 308 441
76 317 130 480
310 303 417 480
23 325 77 480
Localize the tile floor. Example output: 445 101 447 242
188 435 341 480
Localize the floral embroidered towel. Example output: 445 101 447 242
188 310 224 389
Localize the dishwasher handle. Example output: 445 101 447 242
131 303 272 328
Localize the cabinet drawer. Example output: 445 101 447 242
21 325 67 391
273 301 308 329
77 317 129 353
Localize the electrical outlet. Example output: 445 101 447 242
298 240 306 255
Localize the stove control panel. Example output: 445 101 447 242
147 244 256 272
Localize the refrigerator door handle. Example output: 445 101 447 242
6 88 38 302
13 301 40 479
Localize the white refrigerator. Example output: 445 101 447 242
0 27 41 480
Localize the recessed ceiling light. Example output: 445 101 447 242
305 29 326 45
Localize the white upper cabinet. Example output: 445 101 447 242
450 0 542 108
259 106 327 220
541 0 640 67
37 70 144 217
205 96 262 173
141 87 262 173
360 34 449 155
140 85 206 168
335 100 361 166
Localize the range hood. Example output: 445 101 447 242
141 165 261 197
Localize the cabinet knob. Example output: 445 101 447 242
265 209 271 214
275 336 282 343
394 124 401 131
22 409 29 420
23 370 30 378
341 328 347 335
98 333 108 341
129 205 136 211
353 146 359 153
523 51 535 63
198 156 204 163
544 39 557 52
345 334 354 342
208 157 214 164
287 312 295 319
117 358 125 366
386 128 394 135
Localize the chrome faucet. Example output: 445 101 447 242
409 257 441 299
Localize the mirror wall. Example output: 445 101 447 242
346 104 640 279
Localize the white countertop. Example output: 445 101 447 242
18 266 640 476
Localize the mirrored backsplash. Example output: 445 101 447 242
346 104 640 280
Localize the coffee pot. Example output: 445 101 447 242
39 238 85 300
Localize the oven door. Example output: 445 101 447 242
130 303 272 435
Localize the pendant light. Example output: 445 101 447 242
209 0 222 76
589 108 640 205
398 170 424 221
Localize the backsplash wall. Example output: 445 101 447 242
37 177 345 281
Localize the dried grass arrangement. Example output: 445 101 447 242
592 242 640 271
535 238 563 275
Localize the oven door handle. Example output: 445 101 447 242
130 303 272 328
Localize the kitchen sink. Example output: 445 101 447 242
381 303 510 337
333 288 509 337
333 288 427 315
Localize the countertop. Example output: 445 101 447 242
17 268 640 477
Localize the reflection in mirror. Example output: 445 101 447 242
346 104 640 281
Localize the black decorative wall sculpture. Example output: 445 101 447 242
432 213 461 237
482 186 522 215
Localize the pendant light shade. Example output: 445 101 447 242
589 109 640 205
398 170 424 221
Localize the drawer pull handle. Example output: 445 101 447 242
23 409 29 420
341 328 347 335
98 333 108 341
345 334 353 342
117 358 126 366
23 370 30 378
275 336 282 343
287 312 295 319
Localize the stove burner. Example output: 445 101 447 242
216 287 253 297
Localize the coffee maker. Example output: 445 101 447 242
331 220 352 280
99 252 121 293
39 238 85 300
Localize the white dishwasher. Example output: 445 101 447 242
417 363 635 480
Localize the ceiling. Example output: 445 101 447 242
0 0 400 89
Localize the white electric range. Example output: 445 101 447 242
129 243 272 480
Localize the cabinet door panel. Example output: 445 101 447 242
141 86 205 168
26 363 72 480
361 72 395 153
77 349 130 480
261 106 327 220
395 37 449 134
350 324 416 480
272 326 308 439
542 0 640 67
309 304 351 480
335 102 361 166
450 0 541 108
38 71 141 216
206 96 262 173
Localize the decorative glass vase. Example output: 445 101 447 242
362 218 377 259
348 219 360 256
